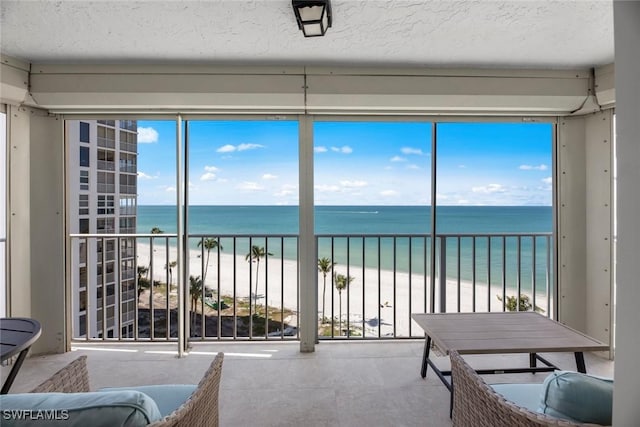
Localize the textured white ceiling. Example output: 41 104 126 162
0 0 614 69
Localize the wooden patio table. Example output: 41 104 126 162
411 312 609 392
1 317 42 394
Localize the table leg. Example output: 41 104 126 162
575 352 586 373
529 352 537 369
1 348 29 394
421 335 432 378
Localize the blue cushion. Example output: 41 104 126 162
99 384 196 417
537 371 613 425
490 383 543 412
0 390 162 427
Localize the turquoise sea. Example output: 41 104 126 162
138 205 551 235
137 205 552 292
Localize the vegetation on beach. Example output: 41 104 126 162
189 275 203 327
318 257 336 325
137 285 295 338
245 245 273 313
197 237 222 283
165 260 177 290
497 293 544 313
334 272 354 336
137 265 151 298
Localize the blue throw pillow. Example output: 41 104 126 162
99 384 197 417
538 371 613 425
0 390 162 427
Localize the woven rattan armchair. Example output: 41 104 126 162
449 350 606 427
30 353 224 427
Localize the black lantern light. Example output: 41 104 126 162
292 0 332 37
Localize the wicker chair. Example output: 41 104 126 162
449 350 606 427
30 353 224 427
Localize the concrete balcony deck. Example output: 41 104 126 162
2 341 613 427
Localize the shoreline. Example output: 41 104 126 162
136 242 549 336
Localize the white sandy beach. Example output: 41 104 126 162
137 242 547 337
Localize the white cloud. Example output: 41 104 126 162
200 172 217 181
542 177 553 185
407 164 420 170
471 184 507 194
138 171 156 180
390 156 407 162
401 147 424 155
519 164 548 171
315 184 341 192
200 166 220 181
274 189 294 197
217 144 236 153
458 165 466 169
457 199 471 205
165 186 176 193
330 146 353 154
314 146 328 153
238 143 264 151
262 173 278 180
340 180 367 188
137 127 159 143
380 190 399 197
237 182 263 191
217 143 264 153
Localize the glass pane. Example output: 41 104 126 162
67 118 177 339
185 120 300 338
314 121 433 338
435 122 553 314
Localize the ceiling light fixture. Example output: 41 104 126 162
292 0 332 37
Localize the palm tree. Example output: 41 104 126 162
333 272 354 336
318 257 336 324
150 226 163 234
137 265 150 299
245 245 273 312
197 237 222 284
165 260 177 290
189 275 203 328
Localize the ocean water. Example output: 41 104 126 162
138 205 552 235
137 205 553 291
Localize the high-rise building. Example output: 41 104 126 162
67 119 138 338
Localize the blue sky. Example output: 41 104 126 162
136 120 552 206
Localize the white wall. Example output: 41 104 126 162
1 111 6 317
7 106 66 354
612 1 640 424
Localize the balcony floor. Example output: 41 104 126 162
2 340 613 427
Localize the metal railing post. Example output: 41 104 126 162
439 236 447 313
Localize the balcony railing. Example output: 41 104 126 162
97 137 116 149
68 232 554 342
119 184 136 194
97 160 116 171
119 165 137 174
120 207 136 216
97 183 115 193
120 142 137 153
